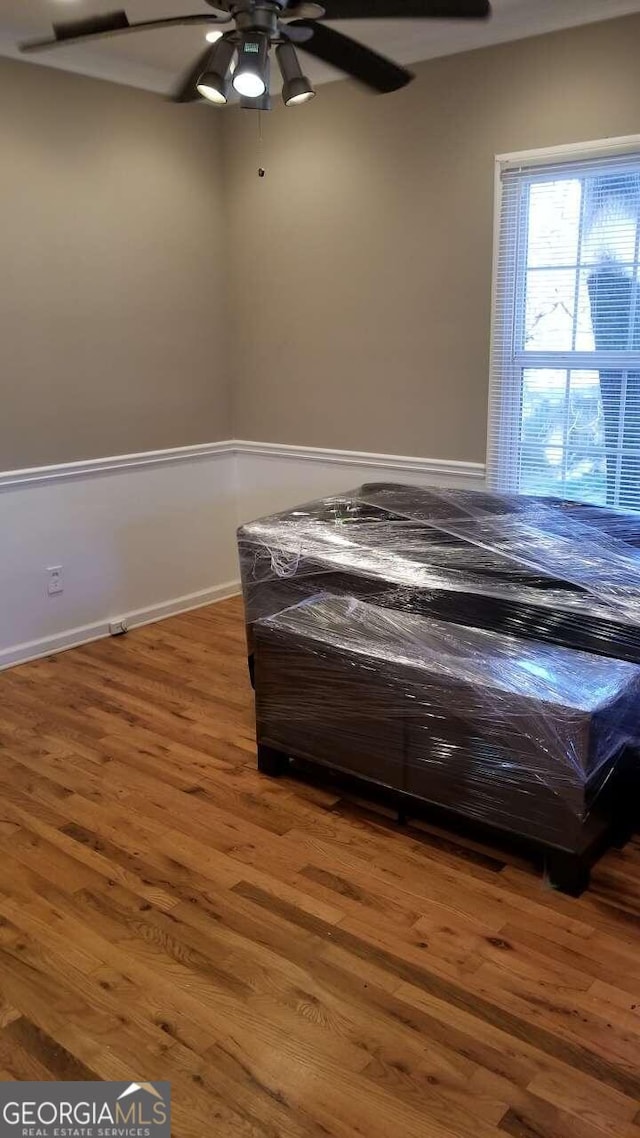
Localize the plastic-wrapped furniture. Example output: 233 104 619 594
254 595 640 894
238 484 640 682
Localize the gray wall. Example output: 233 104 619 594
225 13 640 462
4 14 640 470
0 57 229 469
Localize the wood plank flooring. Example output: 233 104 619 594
0 595 638 1137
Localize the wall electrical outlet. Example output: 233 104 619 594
109 619 129 636
47 565 63 596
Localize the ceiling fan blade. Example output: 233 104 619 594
20 12 230 54
280 3 327 18
314 0 490 17
282 24 316 43
288 20 413 92
171 44 215 104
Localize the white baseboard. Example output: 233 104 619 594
0 438 485 669
0 580 241 671
0 441 239 670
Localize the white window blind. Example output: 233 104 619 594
488 149 640 513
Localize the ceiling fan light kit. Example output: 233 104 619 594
232 32 270 97
196 36 237 103
276 41 316 105
19 1 492 108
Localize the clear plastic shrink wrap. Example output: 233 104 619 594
254 594 640 850
238 483 640 663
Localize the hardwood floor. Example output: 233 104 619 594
0 595 638 1137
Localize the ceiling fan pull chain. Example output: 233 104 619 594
257 110 266 178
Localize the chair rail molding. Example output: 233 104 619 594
233 439 486 524
0 438 486 668
234 439 485 479
0 440 235 491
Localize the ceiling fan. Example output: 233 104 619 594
20 1 492 109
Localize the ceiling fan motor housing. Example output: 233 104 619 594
230 1 286 38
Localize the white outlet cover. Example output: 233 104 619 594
46 565 63 595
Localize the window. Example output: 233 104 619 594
488 143 640 513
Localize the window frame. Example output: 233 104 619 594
487 134 640 504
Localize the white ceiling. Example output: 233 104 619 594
1 0 639 96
